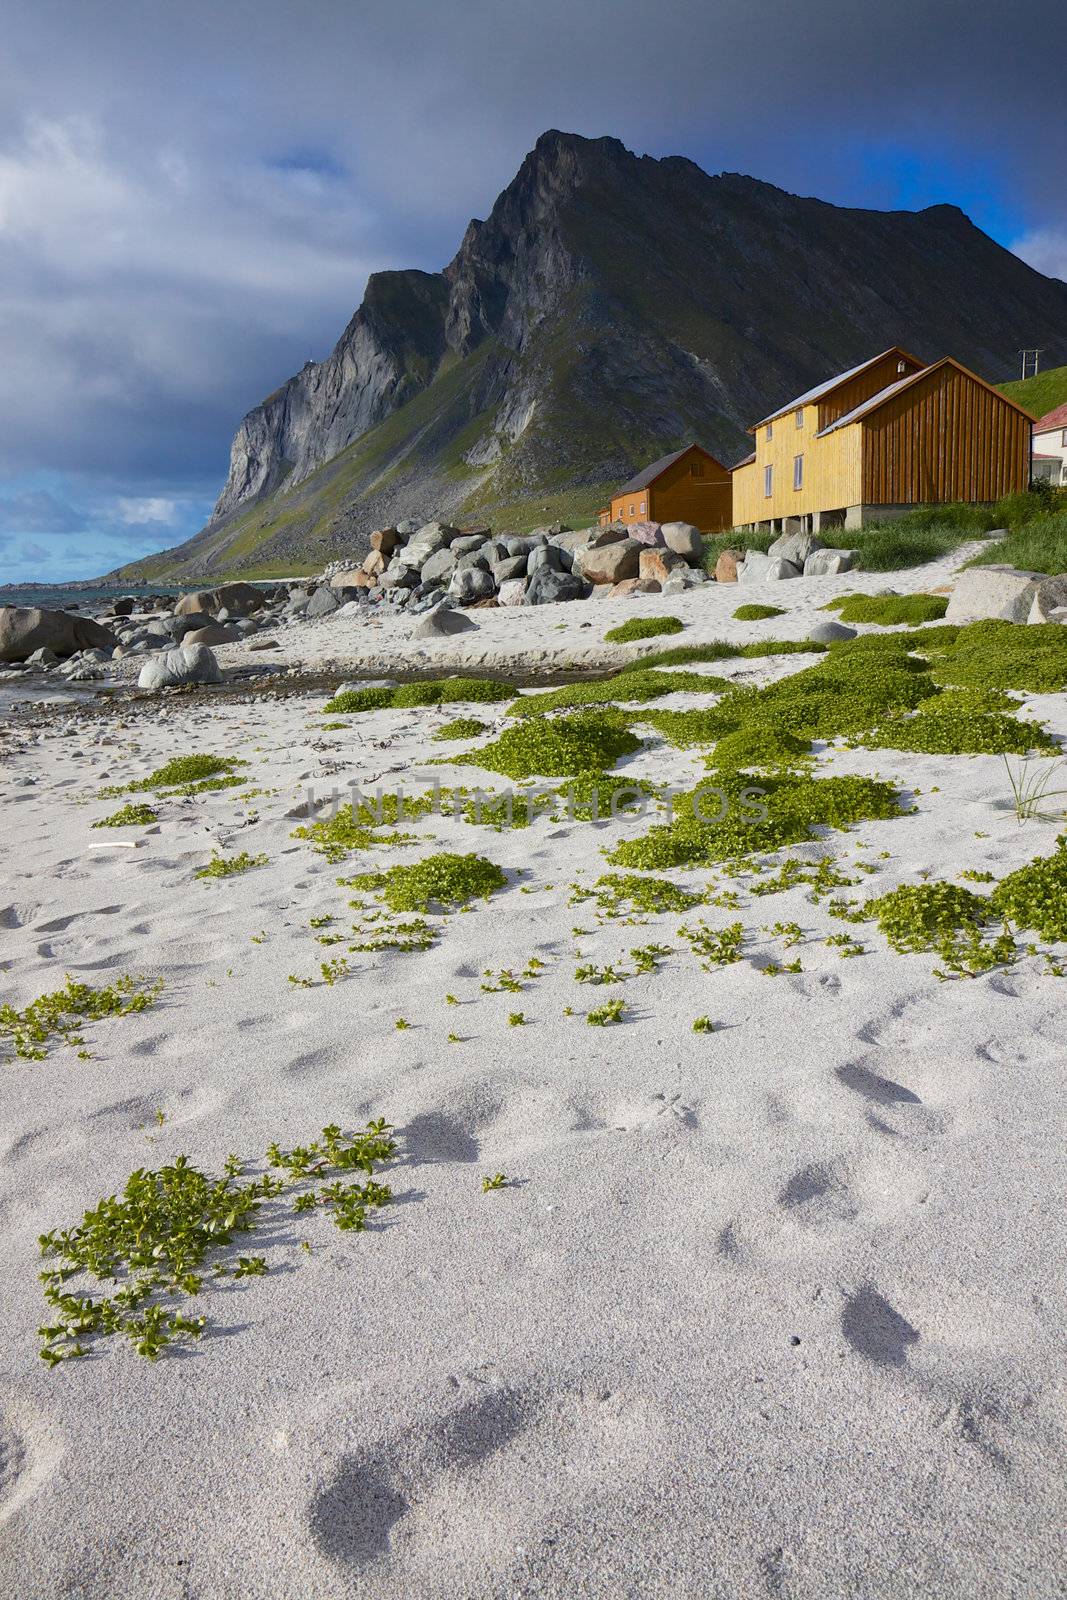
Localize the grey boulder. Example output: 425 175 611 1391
0 606 118 663
660 522 704 562
525 567 586 605
808 620 858 643
305 586 340 618
448 566 496 604
492 555 528 584
738 551 802 582
804 548 858 577
1028 574 1067 624
137 643 221 690
945 566 1044 624
419 548 457 585
182 624 243 646
412 605 479 638
769 531 823 567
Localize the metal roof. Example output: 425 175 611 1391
616 446 700 495
815 356 1038 435
1034 401 1067 434
751 349 918 430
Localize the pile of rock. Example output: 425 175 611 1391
324 517 711 611
715 530 858 584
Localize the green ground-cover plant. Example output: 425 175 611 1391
508 668 727 717
748 855 862 901
101 754 247 799
733 603 785 622
707 726 813 769
346 851 507 913
194 851 268 881
857 706 1057 756
2 974 162 1062
451 712 642 779
825 593 949 625
293 789 438 861
610 771 905 869
677 919 745 967
692 1016 716 1033
92 803 158 828
482 1172 508 1192
324 676 515 714
637 708 733 747
929 621 1067 694
990 837 1067 940
631 642 742 668
587 998 626 1025
604 615 684 644
433 717 489 741
571 872 704 917
37 1122 396 1365
861 882 1016 978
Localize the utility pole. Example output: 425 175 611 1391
1018 349 1043 380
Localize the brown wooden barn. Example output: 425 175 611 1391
599 444 733 531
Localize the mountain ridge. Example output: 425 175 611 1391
122 129 1067 580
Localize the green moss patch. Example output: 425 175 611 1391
574 872 704 916
990 839 1067 941
733 603 785 622
325 677 515 714
292 791 438 861
930 622 1067 694
857 708 1057 756
708 726 813 769
826 593 949 625
92 803 158 828
452 712 642 779
194 851 269 881
433 717 489 741
509 668 726 718
865 882 992 952
346 852 508 913
609 771 905 869
604 615 684 644
104 754 247 798
2 974 162 1062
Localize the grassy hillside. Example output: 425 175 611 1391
998 363 1067 420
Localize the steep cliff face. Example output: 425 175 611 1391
133 129 1067 579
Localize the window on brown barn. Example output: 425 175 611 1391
640 500 646 513
690 459 705 477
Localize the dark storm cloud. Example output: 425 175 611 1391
0 0 1063 570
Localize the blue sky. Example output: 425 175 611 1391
1 0 1063 583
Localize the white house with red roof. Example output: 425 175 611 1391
1032 401 1067 487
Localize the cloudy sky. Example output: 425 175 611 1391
1 0 1064 583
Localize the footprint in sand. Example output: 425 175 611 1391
777 1162 856 1227
840 1284 919 1367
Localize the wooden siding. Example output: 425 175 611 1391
861 365 1030 504
610 445 732 531
734 405 861 523
815 349 923 432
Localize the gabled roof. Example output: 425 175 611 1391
815 356 1039 435
615 444 718 495
732 452 756 469
750 347 923 431
1034 401 1067 434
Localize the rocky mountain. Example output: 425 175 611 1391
127 130 1067 579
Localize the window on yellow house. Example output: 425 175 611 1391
764 465 773 497
793 454 803 490
795 408 804 429
766 422 773 441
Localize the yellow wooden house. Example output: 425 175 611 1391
731 347 1036 532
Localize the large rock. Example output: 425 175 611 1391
492 555 528 584
136 643 221 690
448 566 496 604
714 548 745 583
576 539 642 585
528 544 569 576
412 605 478 638
769 531 823 567
450 534 489 557
639 548 688 585
1028 574 1067 624
738 551 802 583
175 582 265 617
625 521 664 547
945 566 1044 624
808 620 857 643
329 568 360 588
497 578 528 606
369 527 400 557
419 548 457 585
305 586 340 618
608 578 662 597
588 526 630 549
661 568 710 593
183 624 243 646
804 548 858 577
0 606 118 663
361 550 386 578
660 521 704 563
525 567 586 605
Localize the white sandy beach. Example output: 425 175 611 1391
1 552 1065 1598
